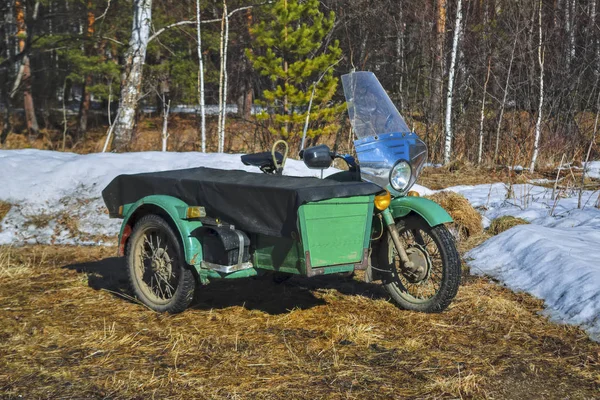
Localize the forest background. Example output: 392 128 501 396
1 0 600 170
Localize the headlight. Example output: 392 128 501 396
390 160 412 192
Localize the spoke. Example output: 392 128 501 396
145 234 155 254
154 272 166 299
155 233 162 252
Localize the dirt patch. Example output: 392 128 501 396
0 245 598 399
488 216 530 236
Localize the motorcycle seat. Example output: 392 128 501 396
241 151 283 169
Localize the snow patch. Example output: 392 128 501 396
450 180 600 340
585 161 600 179
467 224 600 340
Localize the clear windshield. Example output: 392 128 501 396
342 71 427 193
342 72 411 138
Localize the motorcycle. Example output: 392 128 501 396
102 71 460 314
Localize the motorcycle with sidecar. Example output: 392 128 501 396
102 71 461 314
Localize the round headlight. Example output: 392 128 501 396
390 161 412 192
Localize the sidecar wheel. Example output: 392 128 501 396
379 215 460 313
126 214 196 314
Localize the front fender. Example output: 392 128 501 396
118 195 203 271
389 196 453 227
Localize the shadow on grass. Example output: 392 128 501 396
63 257 390 315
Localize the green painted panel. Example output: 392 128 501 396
299 195 373 268
253 235 303 274
389 196 453 227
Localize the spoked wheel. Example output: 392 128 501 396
379 215 461 313
126 215 195 313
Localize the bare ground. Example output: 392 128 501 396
0 246 599 399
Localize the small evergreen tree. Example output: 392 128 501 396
247 0 343 141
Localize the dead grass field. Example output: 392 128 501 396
1 245 599 399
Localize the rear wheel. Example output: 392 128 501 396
379 215 460 313
126 214 195 313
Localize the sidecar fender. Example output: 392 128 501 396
118 195 204 271
389 196 453 227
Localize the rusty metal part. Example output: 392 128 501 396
304 248 369 277
353 248 370 270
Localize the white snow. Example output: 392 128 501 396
0 149 338 245
586 161 600 179
467 224 600 340
2 149 600 340
446 182 600 340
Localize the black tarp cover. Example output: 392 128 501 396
102 167 382 237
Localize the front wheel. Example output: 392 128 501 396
378 215 460 313
126 214 196 313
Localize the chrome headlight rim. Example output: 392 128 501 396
389 159 413 192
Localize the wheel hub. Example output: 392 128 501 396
403 245 431 283
151 248 172 281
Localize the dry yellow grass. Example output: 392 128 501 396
0 201 10 221
488 216 530 236
426 191 483 239
1 245 599 399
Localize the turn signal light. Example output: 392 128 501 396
186 206 206 219
374 190 391 211
407 191 420 197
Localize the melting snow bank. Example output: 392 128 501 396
0 149 340 245
467 225 600 341
449 182 600 341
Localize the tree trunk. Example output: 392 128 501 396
196 0 207 152
217 6 226 152
77 76 92 140
15 0 39 140
237 8 254 120
161 98 170 152
0 79 11 146
22 56 38 141
219 0 229 153
443 0 462 165
77 0 95 140
478 58 492 165
530 0 544 173
112 0 153 151
431 0 447 123
493 34 518 165
394 6 405 110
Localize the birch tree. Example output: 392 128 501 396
478 58 491 165
196 0 206 152
217 0 228 153
111 0 152 150
443 0 462 165
216 3 252 153
530 0 544 173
